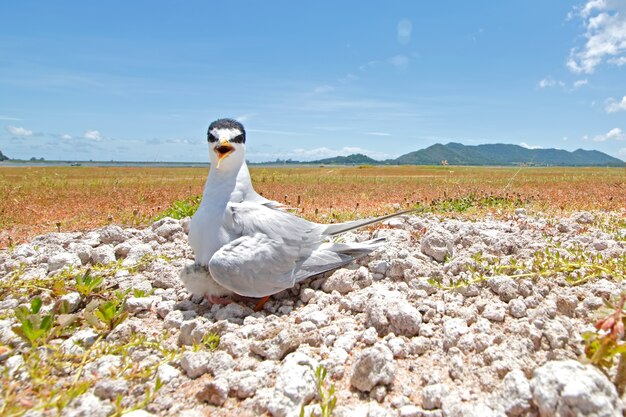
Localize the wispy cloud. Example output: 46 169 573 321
6 125 33 137
397 19 413 45
235 113 257 122
573 79 589 88
389 54 410 70
248 128 311 136
606 95 626 112
567 1 626 73
537 77 564 89
0 115 22 121
365 132 392 136
312 85 334 94
61 134 72 140
83 130 102 141
585 127 625 142
520 142 543 149
289 146 394 160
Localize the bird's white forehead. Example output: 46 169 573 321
210 128 242 140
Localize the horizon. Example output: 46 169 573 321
3 141 624 164
1 1 625 162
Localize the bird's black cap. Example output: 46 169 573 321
207 118 246 143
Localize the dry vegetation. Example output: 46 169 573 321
1 165 625 248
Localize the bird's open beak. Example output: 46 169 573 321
213 138 235 169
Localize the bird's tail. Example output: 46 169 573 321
294 237 386 283
325 237 386 257
322 209 414 236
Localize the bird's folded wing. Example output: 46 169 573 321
208 201 324 297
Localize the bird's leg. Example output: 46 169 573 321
206 294 233 305
254 296 270 312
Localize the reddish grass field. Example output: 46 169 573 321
1 165 625 248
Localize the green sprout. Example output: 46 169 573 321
12 298 55 347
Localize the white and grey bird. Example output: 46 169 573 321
180 118 408 308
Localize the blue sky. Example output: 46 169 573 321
1 1 626 162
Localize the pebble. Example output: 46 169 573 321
350 344 395 392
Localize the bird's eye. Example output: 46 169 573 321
208 134 218 143
232 134 245 144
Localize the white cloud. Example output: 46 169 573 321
567 1 626 73
591 127 625 141
389 54 410 70
289 146 393 161
520 142 543 149
83 130 102 141
538 77 564 88
338 73 358 84
0 115 22 121
605 95 626 112
397 19 413 44
61 134 72 140
609 56 626 65
312 85 334 94
573 79 589 88
619 147 626 157
235 113 256 122
6 125 33 137
365 132 392 136
247 128 310 136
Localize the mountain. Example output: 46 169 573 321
0 150 9 161
312 153 379 165
394 143 624 166
305 143 624 166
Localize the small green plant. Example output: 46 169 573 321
300 365 337 417
132 288 154 298
194 332 220 352
583 294 626 394
74 268 104 298
12 298 55 347
154 195 201 220
84 292 128 332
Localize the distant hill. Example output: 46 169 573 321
0 150 9 161
305 143 624 167
312 153 378 165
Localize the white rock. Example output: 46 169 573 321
508 299 527 318
487 276 519 302
125 296 154 313
122 243 154 267
214 303 253 321
498 369 531 417
531 360 622 417
94 378 129 400
207 351 236 376
421 230 454 262
196 377 229 406
350 344 395 392
90 245 116 265
154 221 183 239
366 293 422 337
422 383 448 410
60 292 82 313
443 318 469 350
156 300 175 318
60 329 99 354
180 350 210 379
157 363 180 384
482 304 506 322
269 352 318 417
65 393 115 417
322 269 358 294
98 225 127 244
48 252 82 273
